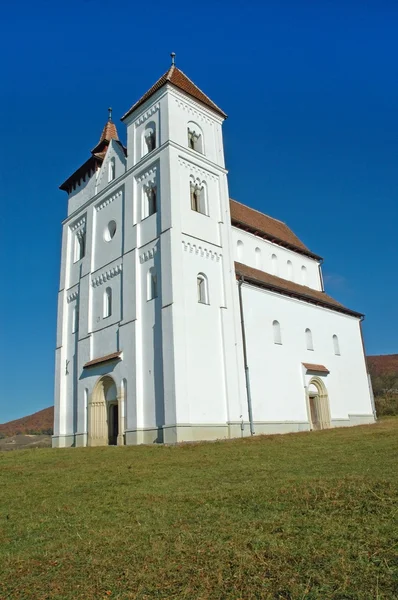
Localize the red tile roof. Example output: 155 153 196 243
235 262 363 318
83 351 122 369
121 65 227 121
230 199 321 260
303 363 330 373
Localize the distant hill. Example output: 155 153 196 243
367 354 398 377
0 406 54 437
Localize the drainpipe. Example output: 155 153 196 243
238 276 255 436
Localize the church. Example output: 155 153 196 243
53 56 376 447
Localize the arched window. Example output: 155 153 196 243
143 121 156 155
197 273 209 304
143 183 157 218
74 230 86 262
108 157 116 182
190 180 207 215
305 328 314 351
237 240 244 261
147 267 157 300
287 260 293 280
72 305 79 333
333 334 341 355
103 287 112 318
301 265 307 285
271 254 278 275
273 320 282 345
255 247 261 269
187 122 204 153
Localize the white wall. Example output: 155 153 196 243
231 227 322 290
239 283 373 423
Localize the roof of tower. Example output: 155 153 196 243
230 199 322 260
91 109 120 154
235 262 363 318
121 65 227 121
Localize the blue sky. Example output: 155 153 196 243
0 0 397 423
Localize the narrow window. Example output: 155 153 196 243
333 334 340 355
255 247 261 269
103 287 112 318
301 265 307 285
197 273 209 304
305 328 314 351
190 181 207 215
143 122 156 155
148 267 157 300
271 254 278 275
144 184 157 218
187 122 203 153
74 231 85 262
273 320 282 345
108 157 116 182
287 260 293 280
72 305 79 333
237 240 244 261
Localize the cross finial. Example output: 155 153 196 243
170 52 176 66
108 107 112 122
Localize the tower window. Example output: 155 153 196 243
108 157 116 182
104 220 117 242
305 328 314 351
333 334 341 356
237 240 244 261
74 230 86 262
301 265 307 285
190 181 207 215
255 247 261 269
148 267 158 300
197 273 209 304
271 254 278 276
187 122 203 153
287 260 293 280
143 122 156 155
143 184 157 218
103 287 112 318
72 305 79 333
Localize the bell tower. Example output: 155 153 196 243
121 55 242 443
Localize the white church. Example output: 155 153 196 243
53 57 376 448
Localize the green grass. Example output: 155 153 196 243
1 420 398 600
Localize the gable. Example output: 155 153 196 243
95 140 127 194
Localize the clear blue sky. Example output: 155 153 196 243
0 0 397 423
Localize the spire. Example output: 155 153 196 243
121 57 227 121
97 107 119 144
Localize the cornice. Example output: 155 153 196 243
134 103 160 126
70 216 86 232
135 165 157 184
139 243 158 263
95 189 123 212
178 157 218 182
67 290 79 303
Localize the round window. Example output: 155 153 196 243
104 220 117 242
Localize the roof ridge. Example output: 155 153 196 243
230 198 286 227
170 66 226 116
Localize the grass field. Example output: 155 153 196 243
1 420 397 600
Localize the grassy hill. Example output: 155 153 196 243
0 406 53 437
367 354 398 416
1 419 397 599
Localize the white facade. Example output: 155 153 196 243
53 64 375 448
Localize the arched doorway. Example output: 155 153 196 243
308 377 331 430
88 376 118 447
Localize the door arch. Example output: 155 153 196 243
88 376 118 446
307 377 331 430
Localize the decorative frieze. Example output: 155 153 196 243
70 216 86 233
174 96 214 125
136 166 157 184
139 245 158 263
95 190 122 212
67 290 79 303
134 103 160 126
91 263 123 288
182 241 222 261
178 157 218 182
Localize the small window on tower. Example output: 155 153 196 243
187 122 203 153
74 230 86 262
197 273 209 304
108 157 116 182
190 181 208 215
143 122 156 155
148 267 158 300
143 184 157 218
103 287 112 318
